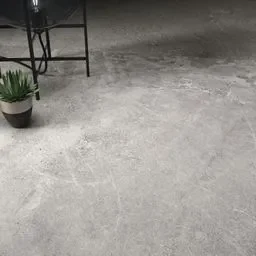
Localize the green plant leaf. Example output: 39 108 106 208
0 70 38 103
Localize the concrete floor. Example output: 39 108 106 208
1 0 256 255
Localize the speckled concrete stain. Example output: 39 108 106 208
1 0 256 255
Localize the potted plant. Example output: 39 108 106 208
0 69 38 128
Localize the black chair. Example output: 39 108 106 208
0 0 90 100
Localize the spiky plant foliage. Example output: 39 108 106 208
0 69 38 103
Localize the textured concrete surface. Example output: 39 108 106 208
1 0 256 255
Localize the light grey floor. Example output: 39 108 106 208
1 0 256 255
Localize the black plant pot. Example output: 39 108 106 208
0 97 33 128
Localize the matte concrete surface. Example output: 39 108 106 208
1 0 256 255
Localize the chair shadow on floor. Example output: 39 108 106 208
102 26 256 70
36 26 256 97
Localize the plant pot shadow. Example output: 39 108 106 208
28 113 48 128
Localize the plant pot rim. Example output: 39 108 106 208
0 96 32 103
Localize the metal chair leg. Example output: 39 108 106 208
23 0 40 100
83 0 90 77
